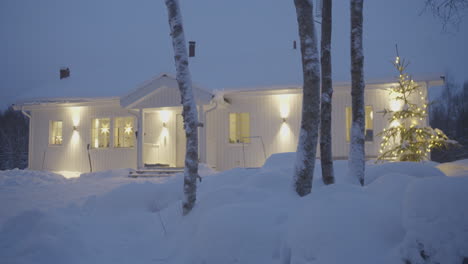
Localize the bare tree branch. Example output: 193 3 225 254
423 0 468 30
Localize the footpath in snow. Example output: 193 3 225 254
0 154 467 264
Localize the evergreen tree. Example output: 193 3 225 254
378 54 454 162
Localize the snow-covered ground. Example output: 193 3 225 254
0 154 467 264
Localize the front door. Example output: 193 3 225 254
176 114 186 167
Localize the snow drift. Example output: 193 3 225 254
0 155 467 264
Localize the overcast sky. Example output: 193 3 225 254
1 0 467 110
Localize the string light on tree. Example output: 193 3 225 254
377 48 454 162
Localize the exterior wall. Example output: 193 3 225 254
28 103 137 172
206 82 429 171
25 81 428 173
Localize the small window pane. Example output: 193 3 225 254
91 118 110 149
240 113 250 143
50 121 63 145
114 117 135 148
229 113 238 143
229 113 250 143
346 106 373 142
365 106 374 141
346 107 352 142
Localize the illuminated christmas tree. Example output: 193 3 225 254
377 53 453 162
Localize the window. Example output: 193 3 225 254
114 117 135 148
49 121 63 145
91 118 110 149
229 113 250 143
346 106 373 142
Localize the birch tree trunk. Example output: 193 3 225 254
293 0 321 196
320 0 335 185
348 0 365 185
164 0 200 215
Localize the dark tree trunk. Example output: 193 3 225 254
164 0 200 215
293 0 321 196
320 0 335 185
349 0 365 185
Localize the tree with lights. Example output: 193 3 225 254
377 52 454 162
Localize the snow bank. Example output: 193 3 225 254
436 158 468 177
365 161 445 185
0 210 84 264
0 169 67 186
399 176 468 264
1 155 467 264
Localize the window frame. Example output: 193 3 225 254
49 120 63 146
345 105 374 143
91 117 111 149
113 116 136 148
228 112 251 144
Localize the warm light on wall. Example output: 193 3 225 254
70 107 82 127
71 130 80 145
69 107 82 146
389 96 403 112
280 123 291 138
279 94 291 119
160 110 170 124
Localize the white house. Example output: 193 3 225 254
13 73 443 173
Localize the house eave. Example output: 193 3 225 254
13 97 120 111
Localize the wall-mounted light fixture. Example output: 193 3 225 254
282 118 287 123
73 125 78 131
160 110 170 128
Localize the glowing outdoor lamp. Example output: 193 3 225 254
160 110 170 127
279 95 290 122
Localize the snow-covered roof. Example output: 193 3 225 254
222 74 445 95
13 73 444 110
12 97 119 110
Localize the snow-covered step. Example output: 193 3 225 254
128 168 184 178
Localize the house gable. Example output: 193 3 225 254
120 74 213 109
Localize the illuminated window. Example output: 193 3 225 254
346 106 374 142
229 113 250 143
114 117 135 148
91 118 110 149
49 121 63 145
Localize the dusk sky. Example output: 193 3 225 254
1 0 467 110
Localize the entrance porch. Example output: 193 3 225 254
119 74 213 170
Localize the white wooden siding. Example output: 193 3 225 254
25 81 428 173
29 103 137 172
206 82 429 171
